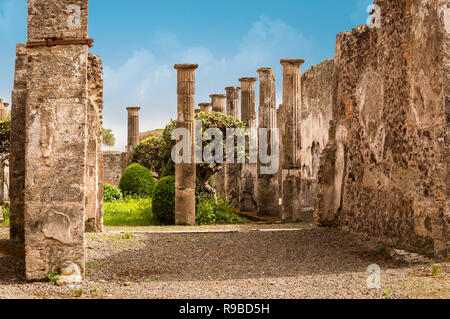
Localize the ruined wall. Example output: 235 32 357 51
300 59 334 209
9 44 27 243
86 53 104 232
103 152 127 187
315 0 449 258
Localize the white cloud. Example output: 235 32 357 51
102 16 314 151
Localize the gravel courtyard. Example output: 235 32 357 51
0 223 448 299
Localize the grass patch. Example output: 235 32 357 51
104 197 160 226
0 205 9 226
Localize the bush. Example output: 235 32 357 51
152 176 175 225
196 193 244 225
103 183 123 202
131 136 163 176
119 163 156 198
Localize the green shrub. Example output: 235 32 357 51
196 193 244 225
103 183 123 202
0 204 9 226
119 163 156 198
152 176 175 225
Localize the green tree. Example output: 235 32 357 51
132 112 247 193
102 128 115 147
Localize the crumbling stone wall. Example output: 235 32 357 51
103 152 127 187
10 44 27 243
315 0 449 258
300 59 334 209
86 53 104 232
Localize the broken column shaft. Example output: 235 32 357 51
280 58 304 221
174 64 198 226
257 68 280 217
239 77 258 212
198 103 212 113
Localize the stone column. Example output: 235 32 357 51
280 59 304 221
210 94 227 195
256 68 280 217
86 53 104 232
10 44 27 243
0 99 8 121
210 94 226 113
127 106 140 162
225 86 241 208
199 103 212 113
23 0 90 281
239 77 258 212
174 64 198 226
0 98 8 204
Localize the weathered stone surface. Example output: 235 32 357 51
174 64 198 226
280 59 304 222
103 152 127 187
257 68 280 217
10 44 27 244
199 103 212 113
300 59 334 209
86 53 104 232
239 77 258 212
315 0 449 258
126 106 140 161
23 0 89 280
225 86 241 209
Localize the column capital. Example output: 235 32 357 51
126 106 141 114
239 77 257 83
198 102 212 107
225 86 241 93
210 94 226 99
280 58 305 65
174 63 199 70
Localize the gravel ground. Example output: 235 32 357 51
0 224 448 299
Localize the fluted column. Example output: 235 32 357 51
257 68 280 217
239 77 258 212
280 59 304 221
225 86 241 208
174 64 198 225
127 106 140 161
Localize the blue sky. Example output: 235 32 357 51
0 0 371 151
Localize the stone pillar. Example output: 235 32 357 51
0 99 8 121
199 103 212 113
239 77 258 212
210 94 227 195
174 64 198 226
10 44 27 243
23 0 90 281
225 86 241 208
127 106 140 162
0 98 8 204
86 53 104 232
280 59 304 221
256 68 280 217
210 94 226 113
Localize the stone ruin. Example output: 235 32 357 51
2 0 448 282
